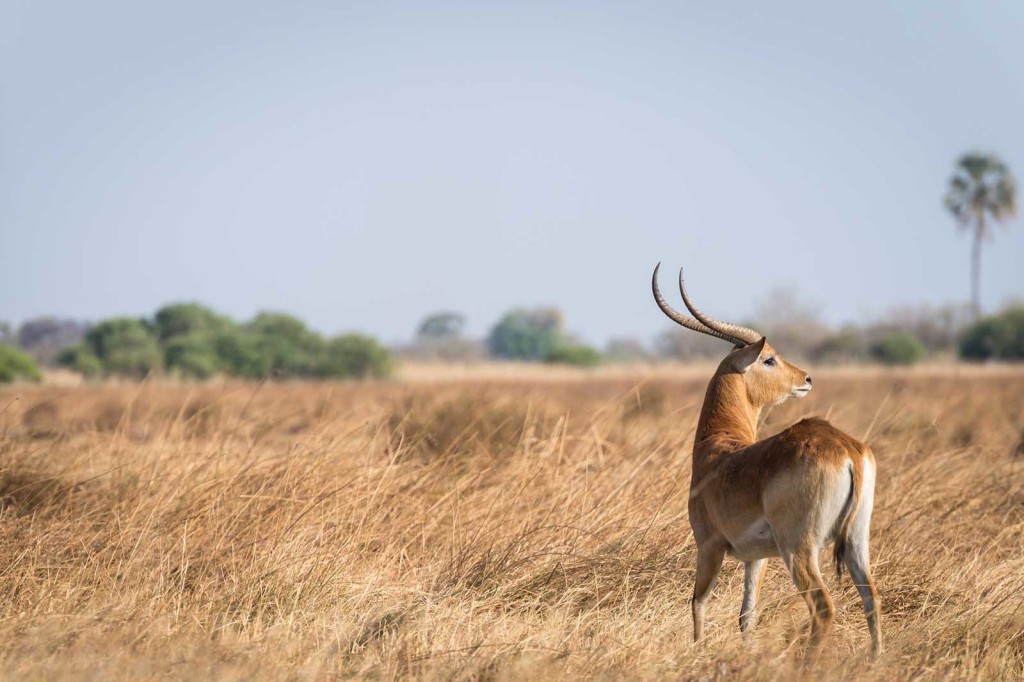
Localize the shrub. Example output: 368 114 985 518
869 332 925 366
319 334 393 379
164 334 221 379
960 307 1024 360
153 303 234 343
546 344 601 367
0 345 43 383
84 318 162 377
208 330 269 379
487 308 563 360
56 346 104 379
245 313 325 377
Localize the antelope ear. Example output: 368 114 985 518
730 336 767 373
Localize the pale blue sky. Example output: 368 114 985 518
3 1 1023 345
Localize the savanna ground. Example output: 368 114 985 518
0 364 1022 680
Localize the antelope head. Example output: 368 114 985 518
652 263 812 408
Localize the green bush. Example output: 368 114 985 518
960 307 1024 360
0 345 43 383
210 330 268 379
319 334 393 379
56 346 104 379
869 332 925 366
153 303 234 343
487 309 563 360
164 334 221 379
245 313 325 377
546 344 602 367
84 318 163 377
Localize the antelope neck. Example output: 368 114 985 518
694 372 761 455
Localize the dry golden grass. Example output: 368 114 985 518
0 367 1023 680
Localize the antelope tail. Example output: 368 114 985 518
833 454 864 580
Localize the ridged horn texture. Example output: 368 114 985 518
650 263 738 345
677 268 762 346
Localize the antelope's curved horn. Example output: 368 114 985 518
651 263 738 344
678 268 762 346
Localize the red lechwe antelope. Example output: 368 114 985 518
651 264 881 662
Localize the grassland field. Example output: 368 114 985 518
0 363 1022 680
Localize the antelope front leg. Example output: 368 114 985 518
691 544 726 642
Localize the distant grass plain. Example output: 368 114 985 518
0 362 1022 679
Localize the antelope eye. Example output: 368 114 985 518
763 357 776 367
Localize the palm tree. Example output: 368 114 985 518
944 153 1017 317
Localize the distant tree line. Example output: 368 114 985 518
3 298 1024 384
407 298 1024 368
649 289 1024 367
405 308 601 367
0 304 392 382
